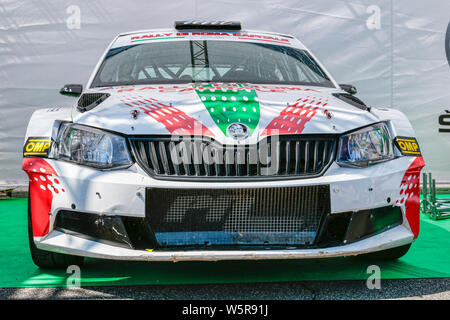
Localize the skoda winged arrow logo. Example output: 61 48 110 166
226 123 249 140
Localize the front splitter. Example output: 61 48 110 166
36 225 414 262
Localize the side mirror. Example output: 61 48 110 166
339 84 357 95
60 84 83 97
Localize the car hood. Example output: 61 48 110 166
73 83 381 144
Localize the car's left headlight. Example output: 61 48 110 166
337 122 395 168
54 123 132 169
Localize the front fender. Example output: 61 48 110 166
370 107 417 138
24 106 72 143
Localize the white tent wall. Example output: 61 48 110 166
1 0 449 186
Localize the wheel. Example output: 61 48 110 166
357 244 412 261
28 187 84 269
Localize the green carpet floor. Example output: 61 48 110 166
0 197 449 288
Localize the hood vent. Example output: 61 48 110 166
332 93 368 111
77 93 110 113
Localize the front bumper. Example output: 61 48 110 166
37 225 413 261
24 155 422 261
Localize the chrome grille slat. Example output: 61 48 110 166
148 141 161 174
236 146 243 176
184 141 194 176
313 141 318 172
169 141 181 176
285 141 291 175
295 141 301 174
202 143 212 176
304 141 310 174
193 140 202 176
158 141 170 175
246 149 250 177
130 135 336 180
137 141 150 171
214 148 222 176
225 148 232 176
322 141 328 172
276 140 281 175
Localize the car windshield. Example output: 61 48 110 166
91 40 334 87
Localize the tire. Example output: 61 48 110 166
357 244 412 261
28 188 84 269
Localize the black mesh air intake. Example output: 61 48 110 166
146 185 330 247
332 93 367 110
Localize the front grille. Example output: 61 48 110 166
130 135 336 180
146 185 330 246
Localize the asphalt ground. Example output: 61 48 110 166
1 278 449 300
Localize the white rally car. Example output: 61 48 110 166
23 21 425 268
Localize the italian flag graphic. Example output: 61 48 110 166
194 83 260 137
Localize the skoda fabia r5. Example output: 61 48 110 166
22 21 425 268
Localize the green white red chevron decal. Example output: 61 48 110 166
397 156 425 239
261 96 328 136
120 95 214 136
194 83 260 137
23 158 65 237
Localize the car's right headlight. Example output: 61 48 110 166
54 123 132 169
337 122 395 168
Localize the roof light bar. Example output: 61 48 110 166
174 20 242 30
